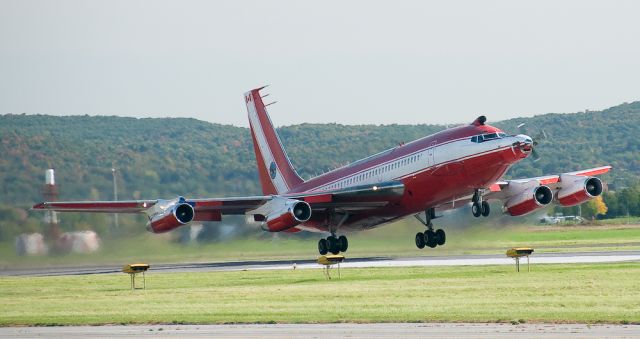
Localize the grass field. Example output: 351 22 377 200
1 262 639 325
2 220 639 268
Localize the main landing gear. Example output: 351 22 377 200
471 189 490 218
318 211 349 255
414 208 446 249
318 235 348 255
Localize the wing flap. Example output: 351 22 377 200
290 180 405 210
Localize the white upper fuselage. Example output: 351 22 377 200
289 125 532 195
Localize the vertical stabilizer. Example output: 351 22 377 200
244 87 304 195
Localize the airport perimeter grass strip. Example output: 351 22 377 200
1 262 639 326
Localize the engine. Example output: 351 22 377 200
505 185 553 216
146 199 195 233
557 175 603 207
262 200 312 232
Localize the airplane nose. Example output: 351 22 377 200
514 134 533 152
516 134 532 143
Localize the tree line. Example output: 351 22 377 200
0 101 639 240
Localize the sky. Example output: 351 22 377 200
1 0 639 127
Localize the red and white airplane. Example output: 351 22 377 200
33 87 611 255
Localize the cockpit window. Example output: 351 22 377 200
471 132 506 143
483 133 498 140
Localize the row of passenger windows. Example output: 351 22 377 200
471 132 507 143
324 153 424 190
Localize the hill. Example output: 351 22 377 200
1 102 639 207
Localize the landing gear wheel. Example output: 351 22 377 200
338 235 348 252
424 230 437 248
481 201 490 217
318 238 328 255
327 236 340 255
482 201 491 217
472 202 482 217
415 232 426 249
435 229 446 246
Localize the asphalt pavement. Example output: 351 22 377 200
2 250 639 276
2 323 640 338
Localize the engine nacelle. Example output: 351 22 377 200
505 185 553 216
262 200 312 232
557 176 603 207
146 200 195 233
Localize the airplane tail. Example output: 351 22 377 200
244 87 304 195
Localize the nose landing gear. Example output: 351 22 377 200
472 190 490 217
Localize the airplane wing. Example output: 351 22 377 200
33 181 405 232
32 200 157 213
435 166 611 216
33 180 404 215
489 165 612 191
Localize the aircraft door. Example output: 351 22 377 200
428 140 436 166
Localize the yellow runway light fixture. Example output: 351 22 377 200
506 248 534 272
123 263 150 289
317 254 345 279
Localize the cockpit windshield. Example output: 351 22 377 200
471 132 507 143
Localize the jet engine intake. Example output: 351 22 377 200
146 202 195 233
557 177 603 207
262 200 312 232
505 185 553 216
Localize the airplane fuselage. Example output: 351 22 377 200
288 122 531 232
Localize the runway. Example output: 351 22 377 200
1 323 640 338
2 250 639 276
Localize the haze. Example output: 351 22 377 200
1 0 638 127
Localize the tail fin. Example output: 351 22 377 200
244 87 304 195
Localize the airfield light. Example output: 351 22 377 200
506 248 534 272
123 263 150 289
317 254 345 279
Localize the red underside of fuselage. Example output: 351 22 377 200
298 145 528 233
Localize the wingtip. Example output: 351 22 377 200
31 202 46 210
